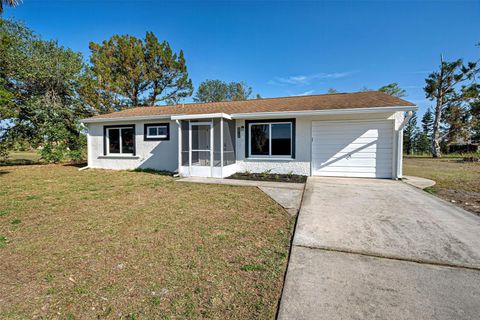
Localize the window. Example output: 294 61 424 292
249 121 293 157
105 126 135 155
144 123 170 141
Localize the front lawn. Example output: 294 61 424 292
0 165 294 319
403 157 480 215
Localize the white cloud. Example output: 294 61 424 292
268 71 354 86
291 90 315 96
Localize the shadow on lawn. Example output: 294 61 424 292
0 159 41 166
62 162 88 168
130 168 175 176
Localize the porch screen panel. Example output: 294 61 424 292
181 121 189 166
213 119 221 167
223 119 236 166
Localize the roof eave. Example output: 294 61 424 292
80 105 417 123
230 105 417 119
171 113 232 120
80 114 171 124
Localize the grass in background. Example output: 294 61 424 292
0 151 42 166
404 157 480 215
0 165 294 319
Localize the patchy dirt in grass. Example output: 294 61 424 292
0 165 294 319
432 189 480 216
404 157 480 216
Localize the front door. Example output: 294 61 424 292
189 122 213 177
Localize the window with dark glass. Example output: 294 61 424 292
271 123 291 156
107 127 135 154
250 124 270 156
144 123 170 140
249 122 292 157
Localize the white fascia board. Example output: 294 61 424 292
231 105 417 119
80 106 416 123
170 113 232 120
80 115 171 124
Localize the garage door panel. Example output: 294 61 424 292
313 171 390 178
311 151 392 159
316 158 392 168
312 124 392 133
314 137 393 145
315 166 391 174
312 125 392 132
312 120 393 178
314 144 391 154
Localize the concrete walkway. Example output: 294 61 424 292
176 177 304 216
278 177 480 320
403 175 436 189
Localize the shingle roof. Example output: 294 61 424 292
83 91 415 121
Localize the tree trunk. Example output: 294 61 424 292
431 100 442 158
148 81 161 106
431 55 444 158
131 86 139 107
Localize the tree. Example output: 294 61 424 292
0 18 90 161
403 111 418 155
413 108 434 154
424 56 479 157
89 35 148 108
193 79 254 102
465 84 480 142
0 0 20 14
144 32 193 105
360 86 373 92
228 81 252 101
443 104 470 145
415 132 431 154
421 107 434 136
86 32 193 111
379 83 406 98
327 88 338 94
193 79 229 102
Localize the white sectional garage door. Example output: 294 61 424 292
311 120 394 178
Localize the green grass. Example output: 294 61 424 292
404 157 480 214
404 152 480 159
0 151 42 166
0 165 294 319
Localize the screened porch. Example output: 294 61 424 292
174 115 237 178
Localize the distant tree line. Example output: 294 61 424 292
335 78 479 157
0 18 257 162
398 53 480 157
1 12 478 161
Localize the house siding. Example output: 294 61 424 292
234 111 403 177
86 120 178 171
84 111 405 179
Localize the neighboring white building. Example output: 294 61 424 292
80 91 416 179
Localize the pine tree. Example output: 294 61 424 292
403 112 418 155
421 108 434 135
379 83 407 98
424 56 478 157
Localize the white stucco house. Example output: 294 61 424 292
80 91 416 179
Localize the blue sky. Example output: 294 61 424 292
4 0 480 115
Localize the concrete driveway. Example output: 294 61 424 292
278 177 480 320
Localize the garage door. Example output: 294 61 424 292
311 120 393 178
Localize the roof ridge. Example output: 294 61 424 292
139 90 379 109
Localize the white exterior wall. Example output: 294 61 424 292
235 111 404 178
85 110 405 179
86 120 178 171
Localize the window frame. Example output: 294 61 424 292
103 124 136 156
246 119 295 159
144 123 170 141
